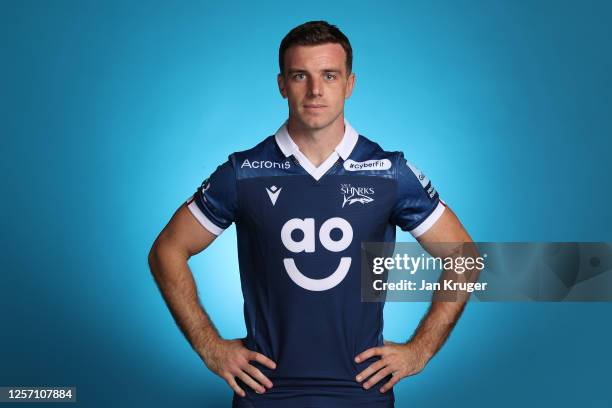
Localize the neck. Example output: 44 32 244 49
286 114 345 167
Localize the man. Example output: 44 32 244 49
148 21 473 407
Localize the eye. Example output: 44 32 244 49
325 73 337 80
292 73 306 81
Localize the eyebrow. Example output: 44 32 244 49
287 68 343 74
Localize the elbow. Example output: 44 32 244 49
148 237 164 275
147 234 190 277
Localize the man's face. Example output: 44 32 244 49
278 43 355 131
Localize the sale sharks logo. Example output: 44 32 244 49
340 184 375 208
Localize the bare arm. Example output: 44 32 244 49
405 205 474 365
148 203 276 396
148 203 220 361
355 205 476 392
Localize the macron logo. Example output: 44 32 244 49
266 185 282 206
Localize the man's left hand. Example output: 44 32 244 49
354 340 430 393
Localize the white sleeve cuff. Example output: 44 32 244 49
409 201 446 238
187 200 225 236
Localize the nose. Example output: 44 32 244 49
308 76 323 97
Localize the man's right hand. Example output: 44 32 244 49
201 338 277 397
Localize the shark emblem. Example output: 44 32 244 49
342 189 374 208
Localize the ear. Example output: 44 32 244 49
344 72 356 99
277 73 287 99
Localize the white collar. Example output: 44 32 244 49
274 119 359 160
274 119 359 180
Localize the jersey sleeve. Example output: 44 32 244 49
390 152 446 238
185 158 238 235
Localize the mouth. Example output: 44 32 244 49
303 104 326 110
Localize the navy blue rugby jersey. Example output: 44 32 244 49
185 120 445 408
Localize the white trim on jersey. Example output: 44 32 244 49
274 119 359 181
187 200 225 236
409 201 446 238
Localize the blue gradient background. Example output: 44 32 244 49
2 1 611 407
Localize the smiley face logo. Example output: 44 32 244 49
280 217 353 291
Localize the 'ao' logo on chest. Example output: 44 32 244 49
280 217 353 291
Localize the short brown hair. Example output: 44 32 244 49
279 21 353 74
